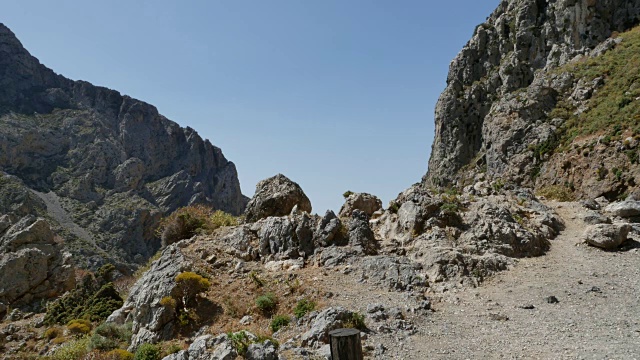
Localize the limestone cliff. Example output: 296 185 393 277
425 0 640 200
0 24 247 269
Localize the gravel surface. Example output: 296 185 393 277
313 202 640 359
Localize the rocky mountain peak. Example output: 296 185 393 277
0 24 248 269
426 0 640 188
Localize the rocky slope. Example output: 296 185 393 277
0 23 247 270
425 0 640 201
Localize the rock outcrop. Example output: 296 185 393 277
338 192 382 218
0 23 247 268
0 215 74 310
424 0 640 201
244 174 312 222
106 244 190 350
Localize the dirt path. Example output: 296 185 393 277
312 202 640 359
412 201 640 359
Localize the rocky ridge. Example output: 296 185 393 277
426 0 640 201
0 23 247 270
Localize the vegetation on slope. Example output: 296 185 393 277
553 26 640 146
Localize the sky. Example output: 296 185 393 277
4 0 498 214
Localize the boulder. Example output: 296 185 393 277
360 256 426 291
246 340 278 360
161 334 238 360
347 210 378 255
244 174 312 222
338 193 382 218
583 224 632 249
0 216 74 307
314 211 345 247
604 201 640 218
107 244 189 350
301 307 357 348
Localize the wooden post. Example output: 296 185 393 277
329 328 364 360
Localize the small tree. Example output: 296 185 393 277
174 272 210 309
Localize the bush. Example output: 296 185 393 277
51 337 90 360
255 293 277 314
175 272 210 308
134 343 161 360
158 205 238 247
67 319 92 336
270 315 290 332
89 322 132 351
106 349 135 360
159 296 177 309
344 312 366 330
342 191 354 199
293 299 316 318
210 210 239 227
537 185 575 202
44 327 61 340
45 264 123 325
227 331 251 356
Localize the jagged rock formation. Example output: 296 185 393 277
425 0 640 201
107 245 190 350
0 23 247 269
338 192 382 218
244 174 311 222
0 216 74 312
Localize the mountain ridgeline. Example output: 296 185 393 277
0 23 247 270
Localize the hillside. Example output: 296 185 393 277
0 23 247 270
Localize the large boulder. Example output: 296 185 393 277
107 244 190 350
338 193 382 218
604 201 640 218
161 334 238 360
244 174 312 222
301 307 359 348
583 223 632 249
0 216 74 308
347 210 378 255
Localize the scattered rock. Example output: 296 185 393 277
301 307 358 348
604 201 640 218
583 224 631 249
519 304 535 310
246 340 278 360
546 296 559 304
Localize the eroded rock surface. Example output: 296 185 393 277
244 174 312 222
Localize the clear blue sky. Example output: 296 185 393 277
4 1 498 214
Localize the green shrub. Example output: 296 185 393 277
67 319 92 336
158 205 238 247
134 343 161 360
270 315 290 332
537 185 575 202
45 264 123 325
106 349 135 360
51 337 90 360
255 293 277 314
159 296 177 309
175 272 210 308
44 327 60 340
344 312 366 330
293 299 316 318
210 210 239 227
227 331 251 356
342 191 354 199
89 322 132 351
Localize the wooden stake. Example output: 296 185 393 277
329 328 364 360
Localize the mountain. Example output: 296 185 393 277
0 23 248 270
425 0 640 201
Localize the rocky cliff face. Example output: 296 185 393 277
426 0 640 197
0 24 247 269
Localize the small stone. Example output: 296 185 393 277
588 286 602 293
546 296 559 304
519 304 535 310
